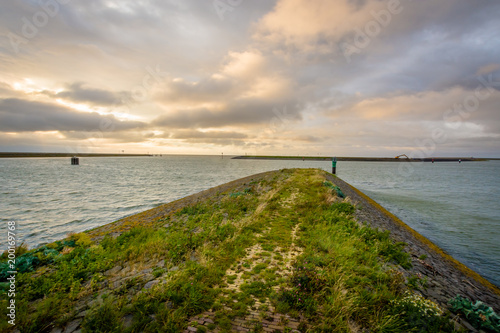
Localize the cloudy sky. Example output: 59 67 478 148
1 0 499 157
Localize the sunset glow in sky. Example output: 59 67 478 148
1 0 499 156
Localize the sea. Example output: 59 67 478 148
0 155 499 287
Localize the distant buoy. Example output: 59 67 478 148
71 156 79 165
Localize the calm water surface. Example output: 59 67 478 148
0 156 498 287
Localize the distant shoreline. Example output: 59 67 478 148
0 152 497 161
232 155 492 162
0 152 151 158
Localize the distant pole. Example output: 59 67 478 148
222 152 224 159
71 156 79 165
332 157 337 174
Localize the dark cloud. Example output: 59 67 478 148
61 130 156 143
171 130 248 140
173 137 247 147
148 129 251 146
454 71 500 93
183 138 246 146
155 77 236 104
154 99 302 129
256 0 500 99
0 98 145 132
293 135 322 142
0 82 13 96
43 82 127 106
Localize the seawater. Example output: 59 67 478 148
339 160 500 288
0 156 498 287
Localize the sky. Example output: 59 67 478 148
0 0 499 157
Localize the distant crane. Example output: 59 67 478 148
395 154 409 159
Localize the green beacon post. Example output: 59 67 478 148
332 157 337 174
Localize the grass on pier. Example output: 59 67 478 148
0 169 457 332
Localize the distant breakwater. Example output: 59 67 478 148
232 155 486 162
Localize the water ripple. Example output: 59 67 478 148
1 156 499 287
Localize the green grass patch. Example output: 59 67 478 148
0 169 458 332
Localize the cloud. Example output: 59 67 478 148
0 98 145 132
255 0 368 43
168 130 250 146
252 0 500 96
1 0 499 156
329 87 500 126
222 50 266 78
152 48 299 131
155 49 293 107
153 98 302 129
171 130 248 140
44 82 127 106
320 87 500 156
155 76 235 106
252 0 393 56
293 135 322 142
0 82 14 97
477 64 500 76
61 130 157 144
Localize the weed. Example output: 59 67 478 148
262 243 275 251
329 202 354 215
82 300 123 333
390 291 455 332
16 297 62 333
216 315 232 330
153 267 166 278
323 181 345 198
197 324 208 332
241 281 271 298
227 275 237 284
449 295 500 332
251 321 264 332
0 242 29 259
177 204 207 216
68 232 93 248
252 263 267 274
407 273 428 291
